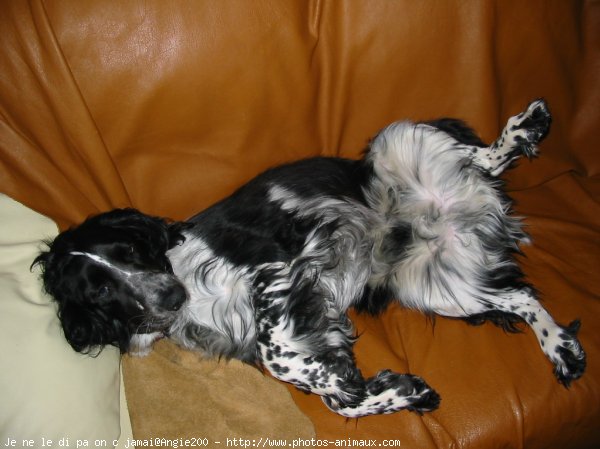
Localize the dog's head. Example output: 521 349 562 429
32 208 191 354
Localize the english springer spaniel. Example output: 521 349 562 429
34 100 585 417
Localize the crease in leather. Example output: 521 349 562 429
0 1 131 228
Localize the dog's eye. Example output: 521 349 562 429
122 245 136 260
97 285 110 299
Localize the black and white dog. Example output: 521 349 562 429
34 100 585 417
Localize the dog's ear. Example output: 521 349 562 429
58 300 131 354
32 247 131 354
31 250 52 282
93 208 190 252
31 240 70 299
94 208 169 238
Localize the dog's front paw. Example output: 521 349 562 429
550 320 586 387
509 99 552 159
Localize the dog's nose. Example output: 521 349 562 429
163 285 187 311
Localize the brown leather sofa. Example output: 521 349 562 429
1 1 599 447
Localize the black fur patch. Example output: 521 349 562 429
463 310 525 333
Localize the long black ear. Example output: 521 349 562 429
32 240 72 299
94 208 170 239
59 301 131 354
93 208 160 227
93 208 190 251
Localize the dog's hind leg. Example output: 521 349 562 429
321 369 440 418
262 338 440 418
438 285 586 387
253 265 440 417
469 99 551 176
474 288 586 386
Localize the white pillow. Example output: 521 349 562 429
0 194 131 448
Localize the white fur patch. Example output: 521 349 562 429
166 234 256 353
364 122 524 314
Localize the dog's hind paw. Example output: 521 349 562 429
509 99 552 159
477 99 552 177
322 370 440 418
550 320 586 387
368 370 440 414
402 377 442 415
